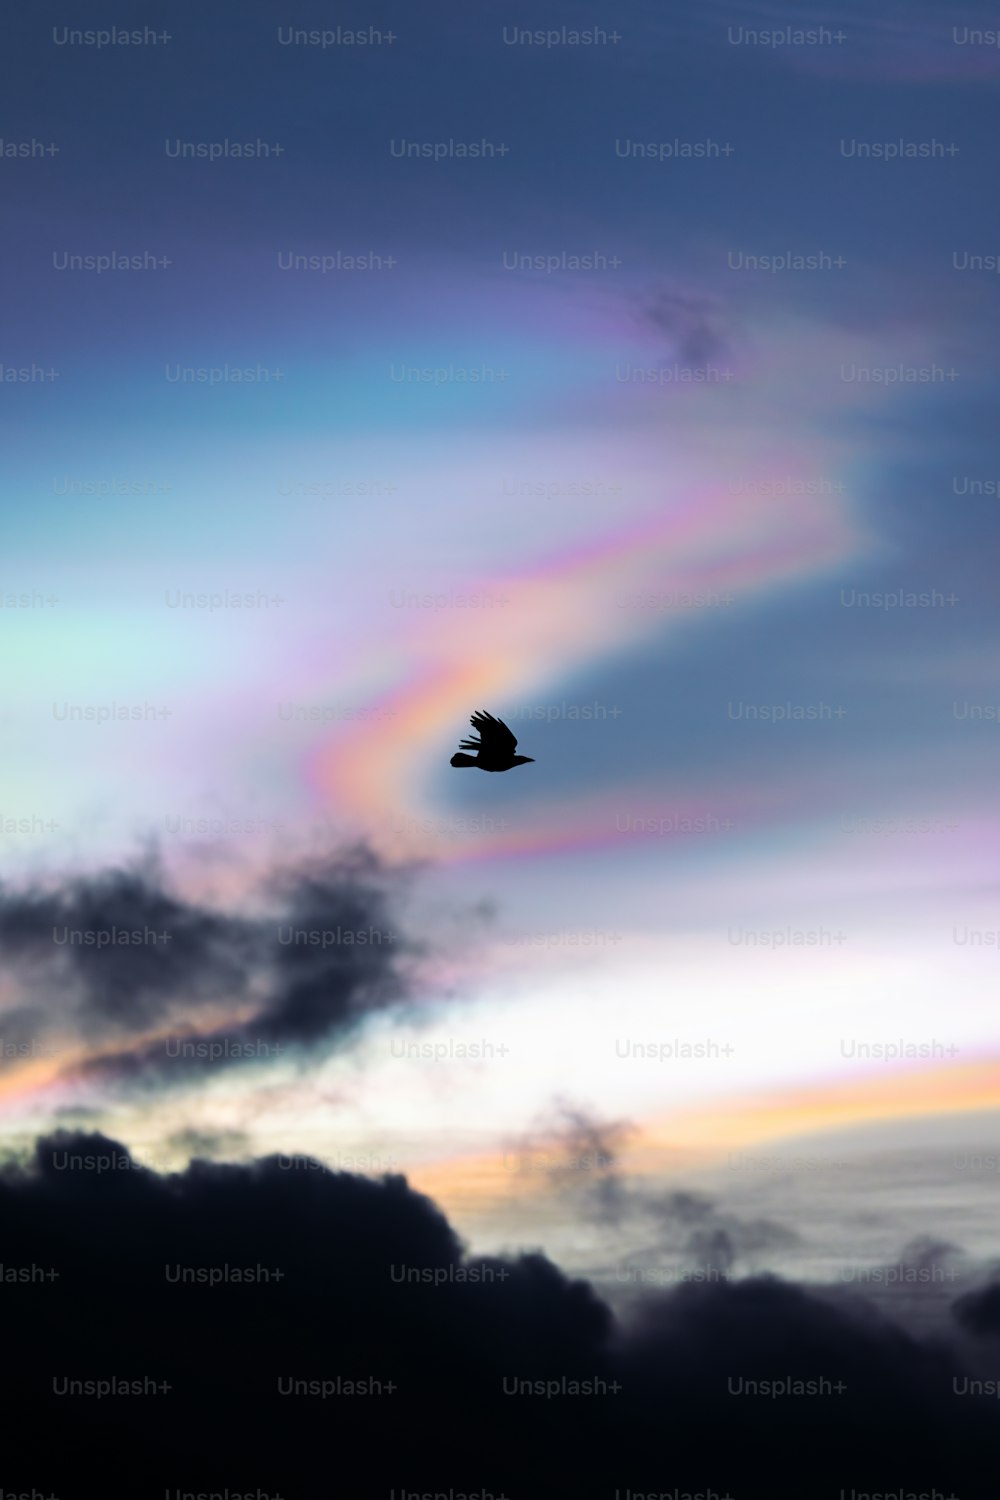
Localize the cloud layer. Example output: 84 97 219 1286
3 1130 1000 1498
0 846 423 1099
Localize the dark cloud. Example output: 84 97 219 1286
643 1189 801 1275
0 854 253 1038
503 1101 637 1233
521 1103 800 1275
0 845 424 1096
530 1100 635 1224
954 1280 1000 1337
2 1130 999 1499
259 844 416 1045
640 288 736 367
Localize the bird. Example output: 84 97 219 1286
450 710 535 772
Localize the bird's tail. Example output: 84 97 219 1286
450 753 477 767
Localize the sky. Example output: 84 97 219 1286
2 1 1000 1491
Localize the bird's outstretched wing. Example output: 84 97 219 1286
458 709 518 755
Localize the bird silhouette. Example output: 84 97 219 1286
450 710 535 772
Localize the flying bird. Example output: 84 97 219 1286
450 710 535 772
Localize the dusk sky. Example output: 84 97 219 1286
3 2 1000 1492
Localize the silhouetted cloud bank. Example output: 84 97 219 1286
3 1131 1000 1500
